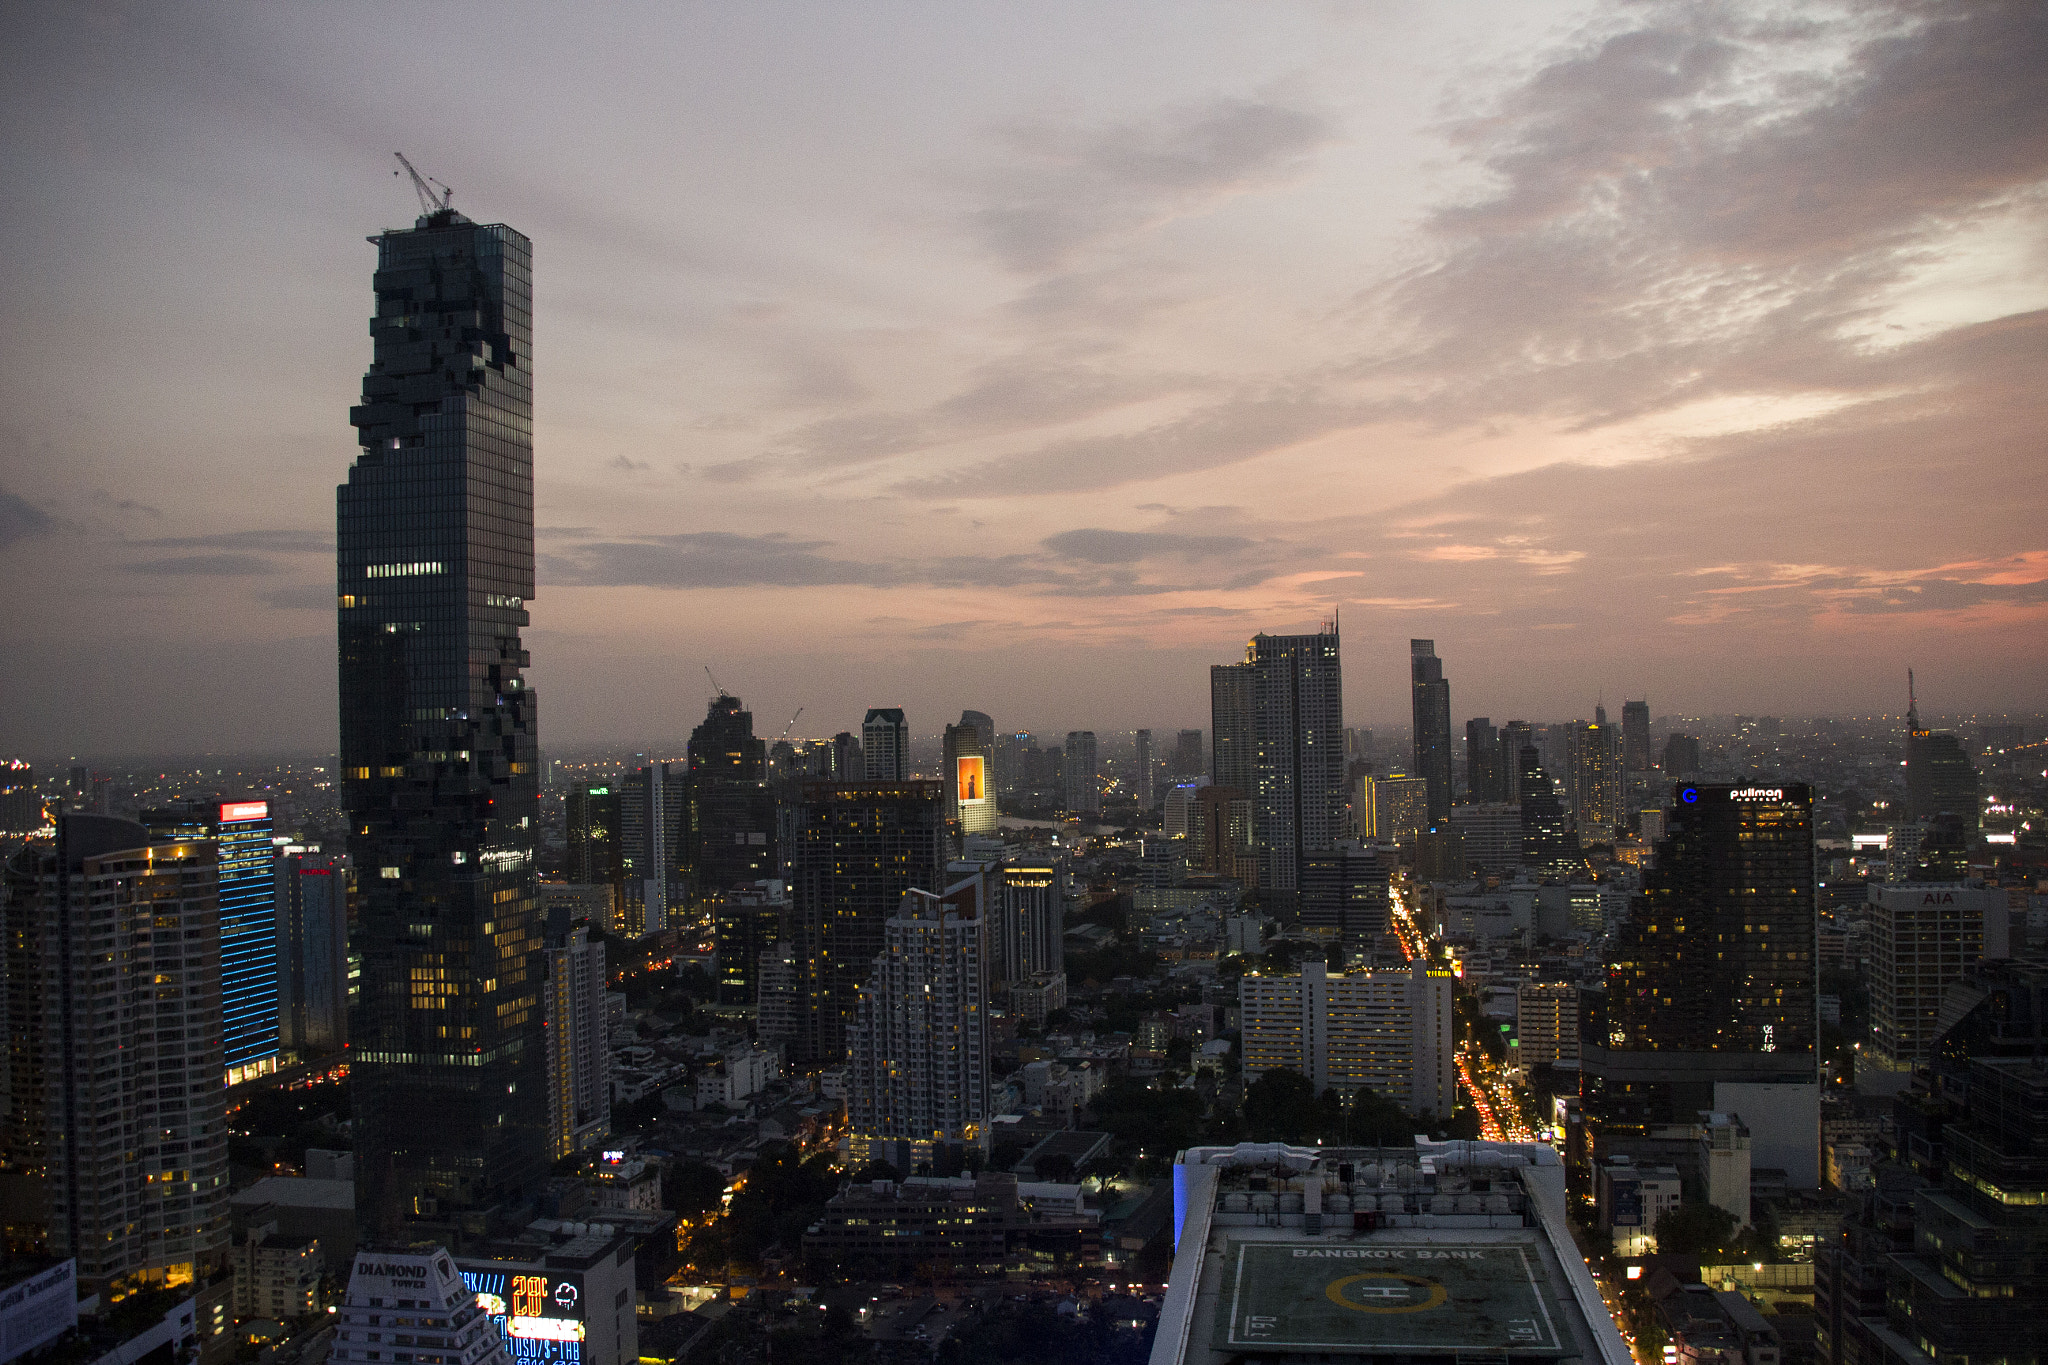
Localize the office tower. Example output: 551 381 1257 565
1464 718 1506 804
1370 774 1429 846
1586 782 1820 1185
1 816 229 1293
0 761 40 832
1498 720 1533 802
1229 623 1347 895
1161 779 1205 838
1863 883 2009 1082
943 712 998 837
1209 662 1255 791
686 695 778 895
1449 802 1523 872
1193 785 1259 885
1409 640 1453 824
1903 680 1980 830
972 859 1064 986
1621 700 1650 772
1172 729 1205 779
1354 775 1377 839
1566 713 1622 839
617 762 686 936
862 708 909 780
1063 731 1100 815
328 1248 513 1365
143 798 282 1084
755 940 803 1052
542 925 610 1160
277 850 350 1056
1133 729 1155 811
565 780 622 927
1297 844 1391 946
789 781 945 1063
830 730 862 779
1661 733 1701 776
1517 747 1575 868
340 201 547 1240
847 881 991 1169
1515 982 1579 1069
712 884 788 1005
1238 960 1456 1116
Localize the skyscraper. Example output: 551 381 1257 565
1209 664 1255 791
618 762 685 936
1863 882 2009 1083
1903 678 1979 830
1585 782 1820 1185
1620 700 1651 773
144 798 281 1084
1661 733 1701 777
2 815 230 1294
1566 712 1622 839
340 201 546 1240
565 780 622 927
1241 624 1346 894
1409 640 1453 824
1239 960 1456 1117
1464 718 1506 804
276 849 349 1056
686 694 777 894
847 881 991 1170
789 780 945 1064
1172 729 1205 779
862 708 909 780
542 924 610 1160
1133 728 1155 811
943 711 998 837
1063 731 1100 815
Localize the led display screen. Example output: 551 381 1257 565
956 755 986 806
462 1269 585 1365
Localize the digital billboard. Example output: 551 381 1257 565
461 1268 587 1365
956 755 987 808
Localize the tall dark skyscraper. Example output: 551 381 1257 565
565 780 623 918
789 781 945 1064
862 708 909 780
1620 699 1651 772
339 202 546 1241
687 693 777 894
1209 663 1254 791
1583 781 1820 1186
1903 677 1980 830
1239 623 1346 895
1409 640 1453 824
1464 717 1505 803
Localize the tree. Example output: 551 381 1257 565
1241 1068 1325 1144
1654 1201 1740 1256
666 1160 727 1220
1343 1087 1414 1146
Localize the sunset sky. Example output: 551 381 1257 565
2 0 2043 756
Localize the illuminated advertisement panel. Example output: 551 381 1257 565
220 800 270 823
956 755 986 807
461 1269 585 1365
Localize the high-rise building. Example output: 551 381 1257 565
618 763 686 936
1621 700 1651 773
1 815 230 1294
1230 623 1347 894
1515 982 1579 1069
712 883 788 1006
1499 720 1533 802
565 781 623 927
862 708 909 781
1063 731 1100 815
1192 784 1259 885
328 1248 512 1365
277 850 350 1056
1410 640 1454 825
1903 680 1980 831
0 761 41 833
1661 733 1701 777
943 712 998 837
1297 844 1391 946
340 201 547 1241
1209 663 1255 791
970 859 1064 987
1517 746 1575 869
848 882 991 1170
1372 775 1429 846
1464 718 1506 804
1449 802 1523 873
1239 960 1457 1117
542 924 610 1160
1863 882 2009 1081
1567 713 1622 839
686 695 778 896
1172 729 1205 779
789 781 946 1064
1133 729 1155 811
144 798 282 1084
1584 782 1820 1186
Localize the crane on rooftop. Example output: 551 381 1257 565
393 152 454 216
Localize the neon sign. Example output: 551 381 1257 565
221 801 270 822
1680 788 1699 803
461 1269 586 1365
1729 787 1785 802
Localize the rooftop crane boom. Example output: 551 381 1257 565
393 152 454 215
779 707 804 740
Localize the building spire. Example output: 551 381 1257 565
1907 668 1920 735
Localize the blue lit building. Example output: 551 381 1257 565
145 798 280 1084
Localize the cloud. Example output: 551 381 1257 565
123 553 274 575
544 533 895 590
132 528 330 554
262 583 338 611
1041 528 1256 564
966 97 1334 271
0 488 55 550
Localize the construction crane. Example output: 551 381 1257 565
704 665 725 702
393 152 454 215
779 708 804 741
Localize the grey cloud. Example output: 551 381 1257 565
123 553 275 575
0 488 56 550
968 98 1332 272
132 528 330 554
262 583 338 611
1041 528 1256 564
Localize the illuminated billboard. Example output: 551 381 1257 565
220 800 270 823
461 1268 587 1365
956 755 987 807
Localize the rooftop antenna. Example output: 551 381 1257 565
393 152 454 215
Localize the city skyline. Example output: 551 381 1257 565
3 1 2046 756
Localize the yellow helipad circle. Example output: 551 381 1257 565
1325 1272 1449 1314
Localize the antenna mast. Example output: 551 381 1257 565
393 152 454 215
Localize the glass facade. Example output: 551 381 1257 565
339 207 546 1241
